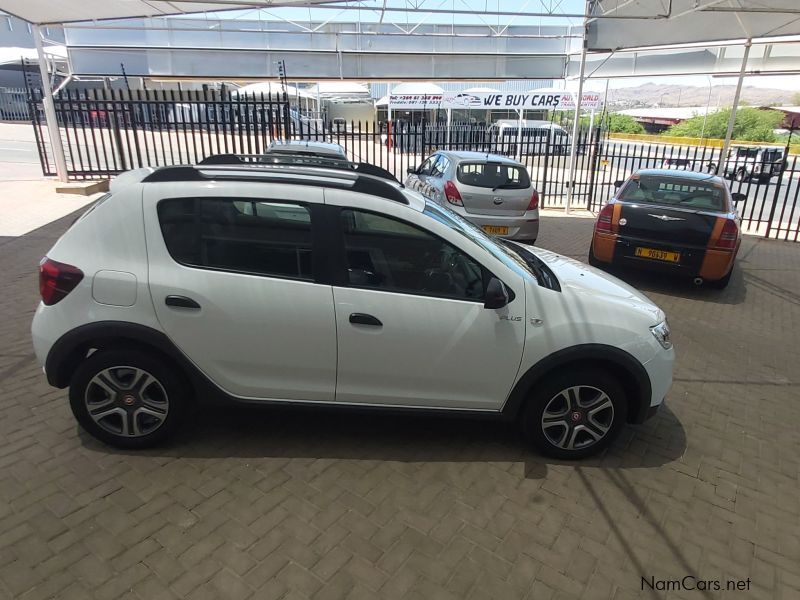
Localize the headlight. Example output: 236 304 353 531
650 320 672 350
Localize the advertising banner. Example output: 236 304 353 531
388 91 603 111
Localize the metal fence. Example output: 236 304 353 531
27 87 800 241
30 88 292 178
0 87 30 121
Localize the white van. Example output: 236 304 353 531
488 120 571 156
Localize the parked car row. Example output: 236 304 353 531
31 143 674 460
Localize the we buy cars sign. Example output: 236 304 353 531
389 91 602 111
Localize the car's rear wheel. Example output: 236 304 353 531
69 349 188 448
522 368 627 459
735 168 748 182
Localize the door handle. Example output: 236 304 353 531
165 295 201 309
349 313 382 327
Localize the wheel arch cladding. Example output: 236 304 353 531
45 321 195 391
502 344 652 424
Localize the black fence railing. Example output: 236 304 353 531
27 87 800 241
30 88 292 178
588 139 800 242
0 87 30 121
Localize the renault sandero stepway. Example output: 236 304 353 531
32 156 674 459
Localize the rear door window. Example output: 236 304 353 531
456 162 531 190
158 198 314 280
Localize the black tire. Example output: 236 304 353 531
69 348 189 448
709 266 733 289
707 163 717 175
522 367 628 459
735 168 748 182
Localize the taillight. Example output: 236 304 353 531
444 180 463 206
715 219 739 250
39 258 83 305
527 190 539 211
595 203 614 233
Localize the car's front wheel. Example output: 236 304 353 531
522 368 627 459
69 349 188 448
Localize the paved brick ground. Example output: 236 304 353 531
1 211 799 600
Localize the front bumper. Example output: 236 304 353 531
637 345 675 423
451 207 540 241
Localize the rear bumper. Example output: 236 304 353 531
591 233 735 281
451 207 540 241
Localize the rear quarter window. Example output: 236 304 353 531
456 162 530 190
157 197 314 280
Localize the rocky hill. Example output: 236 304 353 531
607 83 796 108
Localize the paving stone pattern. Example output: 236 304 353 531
1 212 799 599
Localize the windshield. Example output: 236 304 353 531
456 162 530 190
423 201 557 289
618 175 726 212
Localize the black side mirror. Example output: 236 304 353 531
613 180 625 189
484 277 509 309
407 166 418 175
731 192 746 203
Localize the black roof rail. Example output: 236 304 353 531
141 164 409 205
198 153 401 184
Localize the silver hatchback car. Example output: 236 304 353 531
405 151 539 242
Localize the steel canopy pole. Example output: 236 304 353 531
720 39 751 166
33 24 68 182
565 10 589 215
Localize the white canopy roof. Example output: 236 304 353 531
231 82 314 99
308 82 370 96
0 1 347 25
390 82 445 95
589 0 800 50
0 45 67 67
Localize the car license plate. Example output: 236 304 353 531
482 225 509 235
635 247 680 263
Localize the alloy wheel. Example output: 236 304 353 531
540 385 615 451
84 366 169 437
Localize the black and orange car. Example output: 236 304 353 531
589 169 745 289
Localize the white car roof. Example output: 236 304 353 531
266 140 347 158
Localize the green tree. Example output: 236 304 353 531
606 113 646 134
666 108 783 142
581 112 645 134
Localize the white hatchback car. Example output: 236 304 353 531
32 160 674 459
406 152 539 243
